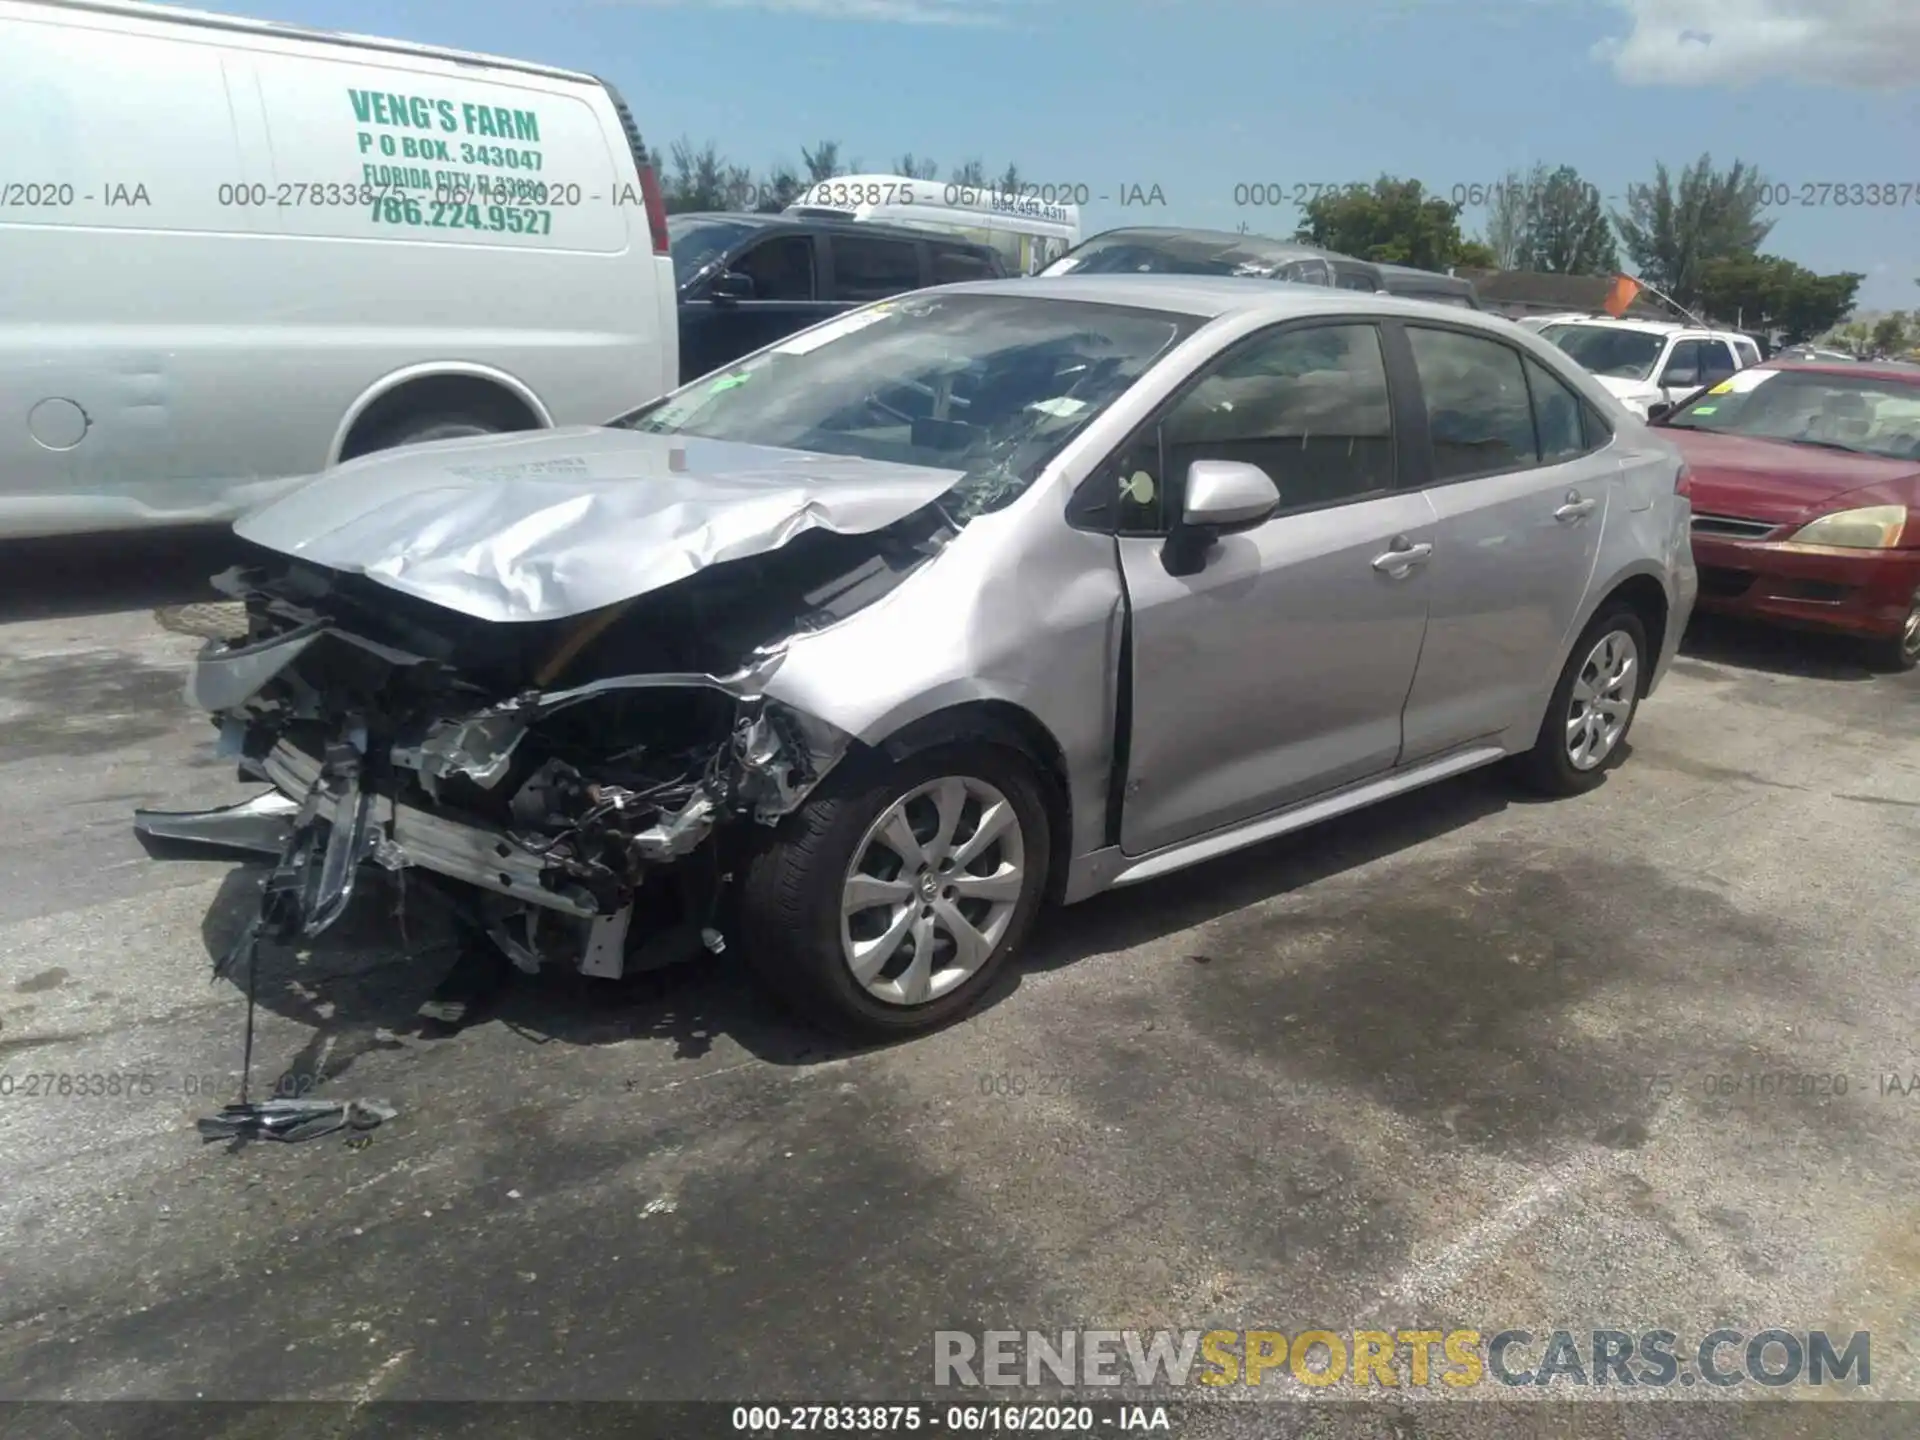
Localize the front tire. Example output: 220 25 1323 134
1867 589 1920 673
737 743 1052 1040
1514 604 1649 797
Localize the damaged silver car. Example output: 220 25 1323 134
140 278 1695 1037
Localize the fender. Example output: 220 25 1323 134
327 361 555 465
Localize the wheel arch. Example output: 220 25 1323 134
867 697 1075 904
330 362 553 464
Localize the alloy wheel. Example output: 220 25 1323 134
1567 628 1639 771
839 776 1026 1006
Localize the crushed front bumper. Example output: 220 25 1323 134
136 737 604 924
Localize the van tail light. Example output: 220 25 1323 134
638 163 670 256
1675 463 1693 499
593 78 670 256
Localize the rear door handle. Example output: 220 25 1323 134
1371 539 1432 576
1555 496 1597 522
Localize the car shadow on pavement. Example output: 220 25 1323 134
187 764 1531 1091
1022 766 1519 979
1676 611 1884 681
0 526 253 623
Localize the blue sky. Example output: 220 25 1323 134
198 0 1919 310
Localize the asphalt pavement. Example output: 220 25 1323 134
0 529 1916 1439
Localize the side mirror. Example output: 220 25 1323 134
1660 367 1699 391
1163 460 1280 577
1646 401 1675 422
709 271 754 302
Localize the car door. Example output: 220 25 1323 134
1656 338 1708 405
822 231 927 306
677 231 833 380
1396 325 1613 759
1099 320 1439 856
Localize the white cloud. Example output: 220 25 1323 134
598 0 1022 22
1594 0 1920 88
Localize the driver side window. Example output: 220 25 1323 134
1663 339 1704 383
1107 322 1395 535
730 235 815 301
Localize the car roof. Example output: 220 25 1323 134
937 273 1524 327
1544 316 1750 342
43 0 602 83
669 210 997 254
1375 263 1471 288
1761 359 1920 385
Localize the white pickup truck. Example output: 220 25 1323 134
1538 317 1762 418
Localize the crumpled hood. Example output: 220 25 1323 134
234 427 964 623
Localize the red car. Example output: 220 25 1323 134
1651 360 1920 670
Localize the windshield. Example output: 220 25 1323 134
667 216 761 288
1041 232 1332 285
611 293 1197 521
1542 324 1666 381
1663 369 1920 460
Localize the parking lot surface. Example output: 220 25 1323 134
0 532 1916 1433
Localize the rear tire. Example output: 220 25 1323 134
359 413 501 453
1513 604 1650 797
736 743 1051 1041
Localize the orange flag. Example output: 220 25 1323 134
1601 274 1642 318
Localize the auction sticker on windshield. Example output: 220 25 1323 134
1709 370 1779 395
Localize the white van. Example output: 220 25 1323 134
0 0 677 539
788 174 1080 276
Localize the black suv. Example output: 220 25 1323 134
667 212 1007 379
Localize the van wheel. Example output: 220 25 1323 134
736 743 1051 1041
1513 604 1649 797
361 414 500 453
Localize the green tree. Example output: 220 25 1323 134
893 153 940 181
1871 312 1910 354
755 163 802 213
996 162 1022 195
1697 253 1862 344
659 137 753 214
1515 164 1619 275
1294 176 1470 271
1454 240 1498 269
950 158 988 186
1482 167 1532 270
800 141 846 183
1613 154 1773 306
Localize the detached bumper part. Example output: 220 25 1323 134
197 1097 397 1143
133 790 301 855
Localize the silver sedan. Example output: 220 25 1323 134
140 277 1698 1038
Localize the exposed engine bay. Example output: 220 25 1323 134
138 509 950 980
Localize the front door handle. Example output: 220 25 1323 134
1371 539 1433 576
1555 494 1597 522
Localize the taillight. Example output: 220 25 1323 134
638 164 669 256
1675 463 1692 498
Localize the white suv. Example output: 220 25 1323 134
1538 318 1761 418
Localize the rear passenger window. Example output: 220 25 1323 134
1406 327 1539 481
830 236 922 302
930 245 998 284
1524 356 1588 463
